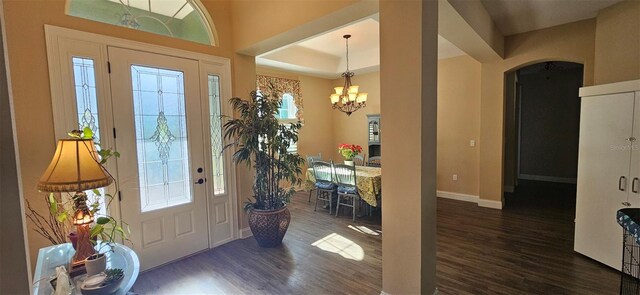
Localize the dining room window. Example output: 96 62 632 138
256 74 303 123
256 75 302 154
277 93 298 122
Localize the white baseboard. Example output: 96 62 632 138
504 185 514 193
437 190 502 210
478 199 503 209
436 191 478 203
240 227 253 239
519 174 577 184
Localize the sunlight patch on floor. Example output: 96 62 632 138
311 233 364 261
348 225 381 236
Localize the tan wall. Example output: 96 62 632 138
479 19 596 204
330 71 381 161
233 53 257 230
594 0 640 84
256 67 335 170
437 55 481 196
230 0 357 52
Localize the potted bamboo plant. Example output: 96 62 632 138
223 89 304 247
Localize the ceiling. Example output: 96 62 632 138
257 0 623 77
480 0 623 36
256 17 466 79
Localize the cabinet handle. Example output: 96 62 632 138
619 176 627 191
633 177 639 194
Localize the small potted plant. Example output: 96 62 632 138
338 144 363 165
223 88 304 247
84 214 129 276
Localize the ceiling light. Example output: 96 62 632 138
330 34 367 116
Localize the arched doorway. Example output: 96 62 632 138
503 61 584 210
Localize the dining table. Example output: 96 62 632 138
305 165 382 207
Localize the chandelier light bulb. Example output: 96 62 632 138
330 94 340 104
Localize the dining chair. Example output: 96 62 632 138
312 160 336 214
367 156 381 168
306 153 322 202
353 154 365 166
333 162 360 221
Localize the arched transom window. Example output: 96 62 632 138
66 0 217 46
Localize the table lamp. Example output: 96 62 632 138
37 139 113 264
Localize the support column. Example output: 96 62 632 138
380 0 438 293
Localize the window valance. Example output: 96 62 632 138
256 74 303 122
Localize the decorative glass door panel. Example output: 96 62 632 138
131 65 192 212
208 74 225 195
72 57 100 139
71 56 107 216
109 47 208 271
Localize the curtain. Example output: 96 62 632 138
256 74 303 122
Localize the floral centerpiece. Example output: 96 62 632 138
338 144 363 165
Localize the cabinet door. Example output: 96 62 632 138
575 92 635 269
631 92 640 203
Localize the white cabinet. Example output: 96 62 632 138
575 80 640 269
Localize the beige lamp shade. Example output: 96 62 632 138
330 94 340 104
37 139 113 192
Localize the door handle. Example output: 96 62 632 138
633 177 639 194
195 178 204 185
619 176 627 191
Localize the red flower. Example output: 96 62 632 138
338 144 363 160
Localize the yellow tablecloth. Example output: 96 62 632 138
305 166 382 207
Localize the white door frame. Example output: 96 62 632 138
44 25 239 246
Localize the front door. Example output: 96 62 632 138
109 47 209 270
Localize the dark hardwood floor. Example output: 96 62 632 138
133 182 619 294
133 194 383 294
438 180 618 294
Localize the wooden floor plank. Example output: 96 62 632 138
133 181 619 294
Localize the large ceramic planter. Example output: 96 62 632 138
248 206 291 248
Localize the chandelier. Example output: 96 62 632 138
330 34 367 116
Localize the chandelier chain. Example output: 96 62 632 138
345 36 350 73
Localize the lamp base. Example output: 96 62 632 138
72 223 95 264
